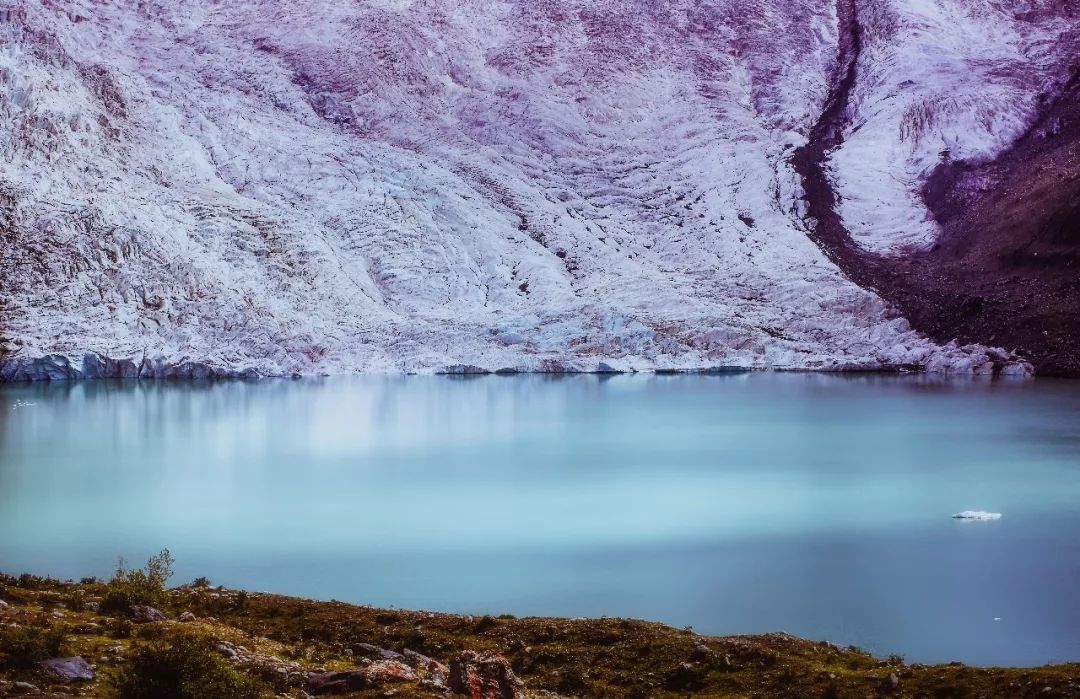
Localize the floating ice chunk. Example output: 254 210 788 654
952 511 1002 520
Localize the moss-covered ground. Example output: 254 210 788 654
1 572 1077 698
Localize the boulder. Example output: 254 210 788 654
306 660 415 695
690 643 711 661
364 660 416 684
306 671 354 695
403 649 449 683
215 641 239 659
353 643 403 661
178 611 197 622
448 651 523 699
130 605 166 623
402 648 433 665
40 656 95 682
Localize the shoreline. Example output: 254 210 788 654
1 356 1057 385
2 573 1078 698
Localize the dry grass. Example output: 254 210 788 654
1 572 1078 698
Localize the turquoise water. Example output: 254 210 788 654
1 373 1078 666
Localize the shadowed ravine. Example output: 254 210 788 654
793 1 1080 376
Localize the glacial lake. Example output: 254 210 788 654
1 373 1079 666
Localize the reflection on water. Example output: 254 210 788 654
1 373 1079 665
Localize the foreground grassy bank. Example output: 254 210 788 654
2 568 1078 698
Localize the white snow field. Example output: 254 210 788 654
0 0 1066 379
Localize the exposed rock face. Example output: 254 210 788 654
0 1 1074 378
907 67 1080 376
40 656 95 683
448 651 523 699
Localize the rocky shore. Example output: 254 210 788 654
1 573 1078 698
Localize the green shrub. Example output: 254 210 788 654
109 618 134 639
101 549 175 614
0 624 66 670
113 635 266 699
474 614 497 632
65 590 87 612
190 576 211 588
16 573 52 590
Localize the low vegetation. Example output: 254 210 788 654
0 623 66 670
0 555 1078 698
115 635 263 699
100 549 175 614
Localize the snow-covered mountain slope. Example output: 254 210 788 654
0 0 1071 380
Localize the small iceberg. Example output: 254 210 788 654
952 510 1002 520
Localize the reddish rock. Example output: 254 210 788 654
448 651 523 699
364 659 416 684
404 648 449 684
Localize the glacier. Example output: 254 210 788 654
0 0 1075 380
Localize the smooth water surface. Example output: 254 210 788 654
1 373 1079 665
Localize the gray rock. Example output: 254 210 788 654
353 643 402 660
690 643 711 660
178 611 197 622
130 605 166 623
41 656 95 682
353 642 382 655
12 681 39 694
215 642 238 659
306 662 416 695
